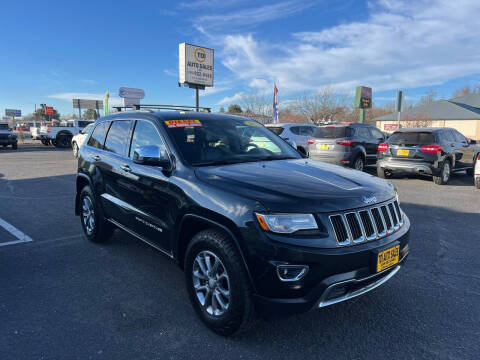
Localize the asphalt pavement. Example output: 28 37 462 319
0 142 479 360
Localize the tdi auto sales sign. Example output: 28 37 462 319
179 43 214 87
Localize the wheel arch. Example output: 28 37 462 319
175 213 256 292
75 173 94 216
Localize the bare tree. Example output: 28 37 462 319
240 91 272 117
418 90 437 106
293 86 349 124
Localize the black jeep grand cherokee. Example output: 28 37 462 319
75 112 410 335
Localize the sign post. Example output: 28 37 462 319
396 90 403 129
179 43 214 112
354 86 372 123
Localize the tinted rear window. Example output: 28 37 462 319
314 126 352 139
388 132 435 145
268 127 284 135
87 122 109 149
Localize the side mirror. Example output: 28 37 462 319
132 145 171 168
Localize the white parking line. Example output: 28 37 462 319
0 217 34 247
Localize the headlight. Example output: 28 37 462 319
255 213 318 234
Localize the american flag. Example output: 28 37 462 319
273 84 278 123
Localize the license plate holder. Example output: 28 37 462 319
317 144 330 150
371 242 400 273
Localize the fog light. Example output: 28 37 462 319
277 265 309 282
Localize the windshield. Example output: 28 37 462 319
314 126 352 139
388 132 435 146
267 126 284 135
0 124 9 130
163 117 301 166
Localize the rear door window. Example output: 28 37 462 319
356 127 371 138
87 122 109 149
300 126 315 136
290 127 301 135
314 126 352 139
388 132 435 146
104 120 133 156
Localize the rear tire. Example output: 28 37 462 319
79 185 114 243
184 229 255 336
352 156 365 171
433 159 451 185
12 142 17 150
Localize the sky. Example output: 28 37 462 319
1 0 480 118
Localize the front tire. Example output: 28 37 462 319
433 159 451 185
79 185 114 243
184 229 255 336
377 166 391 178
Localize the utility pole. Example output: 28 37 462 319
396 90 403 130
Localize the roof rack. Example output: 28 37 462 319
113 104 211 113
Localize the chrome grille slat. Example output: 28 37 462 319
329 199 404 246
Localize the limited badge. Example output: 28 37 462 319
165 119 202 128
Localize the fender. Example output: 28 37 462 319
176 213 257 293
75 173 95 216
352 145 366 160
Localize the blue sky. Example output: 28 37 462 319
1 0 480 118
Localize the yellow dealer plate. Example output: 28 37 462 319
377 245 400 272
317 144 330 150
397 149 409 156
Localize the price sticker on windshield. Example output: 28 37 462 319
244 121 262 127
165 119 202 128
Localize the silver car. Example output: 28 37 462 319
265 123 317 156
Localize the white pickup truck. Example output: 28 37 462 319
39 120 94 148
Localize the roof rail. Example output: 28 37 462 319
113 104 211 113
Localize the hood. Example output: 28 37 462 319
194 159 396 213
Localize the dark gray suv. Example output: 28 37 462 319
308 124 386 171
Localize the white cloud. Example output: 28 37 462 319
194 1 317 31
48 92 123 107
219 0 480 94
217 92 244 105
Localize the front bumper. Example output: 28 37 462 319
378 159 440 176
246 215 410 317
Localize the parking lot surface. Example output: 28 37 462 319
1 143 479 359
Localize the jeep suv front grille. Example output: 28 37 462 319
329 200 404 246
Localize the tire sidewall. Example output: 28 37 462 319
184 232 249 333
79 186 100 241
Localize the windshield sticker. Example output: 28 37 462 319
244 121 262 127
165 119 202 128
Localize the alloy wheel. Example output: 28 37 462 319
354 157 364 171
443 162 450 183
192 250 230 316
82 196 95 233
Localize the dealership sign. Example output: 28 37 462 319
5 109 21 117
118 87 145 107
384 123 399 131
45 106 54 115
354 86 372 109
179 43 214 87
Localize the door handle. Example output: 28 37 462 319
120 164 132 172
92 155 100 161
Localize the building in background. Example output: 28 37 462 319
374 94 480 140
